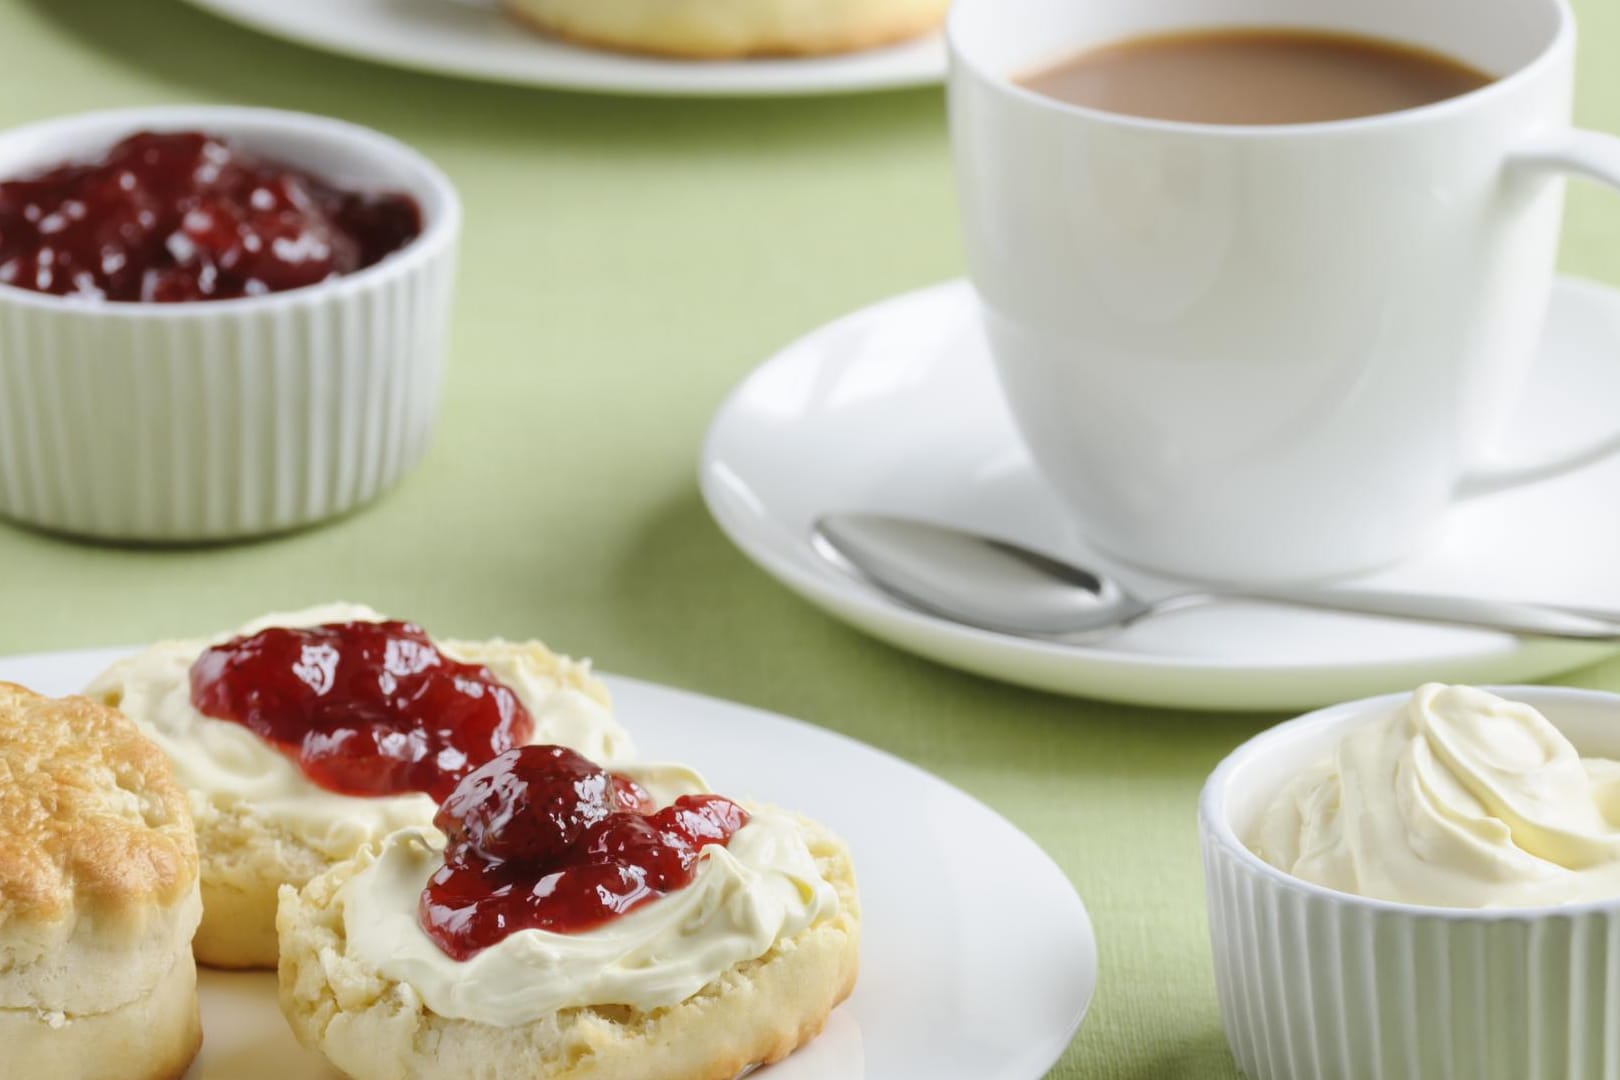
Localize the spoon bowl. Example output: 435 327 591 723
811 514 1151 640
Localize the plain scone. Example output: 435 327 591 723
277 815 860 1080
505 0 949 58
0 682 202 1080
90 637 616 971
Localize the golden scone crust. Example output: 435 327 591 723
503 0 948 58
90 638 620 970
0 682 197 928
278 817 860 1080
0 682 203 1080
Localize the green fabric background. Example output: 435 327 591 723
0 3 1618 1075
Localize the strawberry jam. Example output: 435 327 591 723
0 131 421 302
421 745 749 959
189 621 531 802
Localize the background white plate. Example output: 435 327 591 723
179 0 946 98
0 647 1095 1080
700 277 1620 712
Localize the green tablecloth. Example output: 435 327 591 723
2 3 1619 1075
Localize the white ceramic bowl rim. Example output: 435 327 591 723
0 104 460 316
1200 683 1620 920
946 0 1575 139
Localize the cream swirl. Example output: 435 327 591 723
336 763 838 1023
84 603 634 858
1252 683 1620 908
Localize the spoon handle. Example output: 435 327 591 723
1225 586 1620 641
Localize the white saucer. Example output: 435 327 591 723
180 0 944 98
0 647 1094 1080
701 276 1620 712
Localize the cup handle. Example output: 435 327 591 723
1458 127 1620 497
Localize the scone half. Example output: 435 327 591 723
504 0 949 59
87 603 634 970
0 682 203 1080
278 811 859 1080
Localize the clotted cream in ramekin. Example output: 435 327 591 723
1201 684 1620 1080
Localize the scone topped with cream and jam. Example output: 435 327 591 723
0 682 202 1080
505 0 948 58
87 603 633 969
278 744 859 1080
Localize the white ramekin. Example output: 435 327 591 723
1201 685 1620 1080
0 106 460 542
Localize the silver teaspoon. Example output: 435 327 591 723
811 513 1620 644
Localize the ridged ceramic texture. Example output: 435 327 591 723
0 260 453 541
1204 835 1620 1080
0 106 460 542
1201 686 1620 1080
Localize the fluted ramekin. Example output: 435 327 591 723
1201 686 1620 1080
0 106 459 542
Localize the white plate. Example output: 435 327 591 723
178 0 945 98
0 647 1095 1080
700 276 1620 712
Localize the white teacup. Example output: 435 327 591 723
948 0 1620 583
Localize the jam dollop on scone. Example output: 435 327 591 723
422 746 751 957
503 0 949 59
88 603 632 969
0 683 203 1080
191 619 536 802
277 746 859 1080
